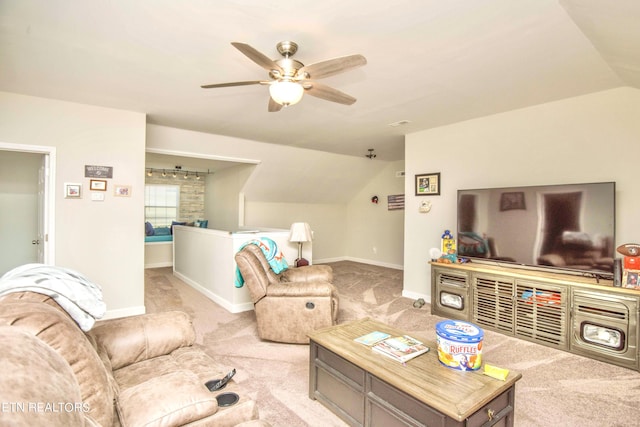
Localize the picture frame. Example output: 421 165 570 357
64 183 82 199
90 179 107 191
415 172 440 196
623 269 639 289
114 184 132 197
500 191 526 211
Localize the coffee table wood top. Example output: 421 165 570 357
308 317 522 421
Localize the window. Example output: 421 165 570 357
145 185 179 227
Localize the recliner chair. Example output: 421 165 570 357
235 244 338 343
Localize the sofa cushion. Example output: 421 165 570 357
154 227 172 236
116 370 218 427
145 221 155 236
0 297 115 427
113 346 229 393
89 311 196 370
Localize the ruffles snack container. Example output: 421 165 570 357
436 320 484 371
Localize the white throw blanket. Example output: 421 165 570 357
0 263 106 331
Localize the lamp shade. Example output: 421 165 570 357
269 80 304 106
289 222 312 243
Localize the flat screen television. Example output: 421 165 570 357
457 182 615 278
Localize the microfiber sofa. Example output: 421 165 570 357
0 291 270 427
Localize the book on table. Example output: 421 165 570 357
372 335 429 363
354 331 391 346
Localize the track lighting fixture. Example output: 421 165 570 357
366 149 377 159
145 167 212 180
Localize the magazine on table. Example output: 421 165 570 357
372 335 429 363
354 331 391 346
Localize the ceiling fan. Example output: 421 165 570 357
201 41 367 112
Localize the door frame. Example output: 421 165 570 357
0 141 56 265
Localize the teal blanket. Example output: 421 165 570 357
234 237 288 288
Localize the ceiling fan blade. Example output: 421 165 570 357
304 82 357 105
231 42 283 74
298 54 366 79
201 80 267 89
268 97 283 112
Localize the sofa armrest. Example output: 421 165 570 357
266 282 335 298
280 265 333 283
89 311 196 370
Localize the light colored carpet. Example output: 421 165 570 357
145 261 640 427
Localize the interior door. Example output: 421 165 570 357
0 150 42 274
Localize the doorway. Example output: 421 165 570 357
0 143 55 274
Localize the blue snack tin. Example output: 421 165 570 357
436 320 484 371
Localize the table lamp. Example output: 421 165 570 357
289 222 312 267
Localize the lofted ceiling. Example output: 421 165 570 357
1 0 639 162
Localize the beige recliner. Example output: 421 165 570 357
235 244 339 343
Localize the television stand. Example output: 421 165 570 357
430 262 639 371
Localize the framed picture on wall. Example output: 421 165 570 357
64 183 82 199
114 185 131 197
415 172 440 196
500 191 526 211
90 179 107 191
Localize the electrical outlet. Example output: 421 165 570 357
373 246 378 254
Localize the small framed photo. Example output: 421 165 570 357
623 270 639 289
114 184 132 197
415 172 440 196
90 179 107 191
64 183 82 199
500 192 526 211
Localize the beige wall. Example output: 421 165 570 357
204 163 255 231
345 160 405 268
243 200 348 262
403 87 640 300
0 91 147 317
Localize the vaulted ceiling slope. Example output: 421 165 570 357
1 1 639 161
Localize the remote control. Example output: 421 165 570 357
209 369 236 392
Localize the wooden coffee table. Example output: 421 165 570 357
308 318 521 427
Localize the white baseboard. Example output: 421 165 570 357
314 256 403 270
102 305 146 320
402 289 431 304
173 271 254 314
144 262 173 269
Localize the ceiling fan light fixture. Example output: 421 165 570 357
269 80 304 106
